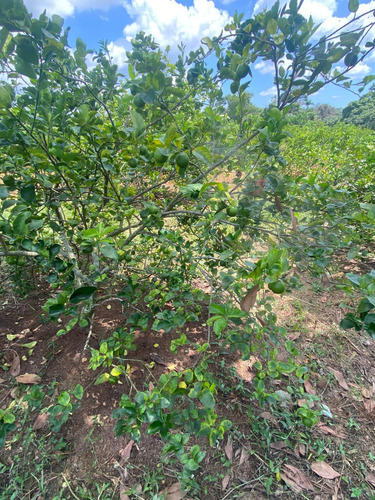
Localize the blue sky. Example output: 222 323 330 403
23 0 375 108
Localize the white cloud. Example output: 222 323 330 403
254 60 274 75
108 41 128 69
335 61 371 78
259 85 276 96
253 0 375 40
24 0 122 17
122 0 230 53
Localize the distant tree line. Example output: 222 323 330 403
224 89 375 130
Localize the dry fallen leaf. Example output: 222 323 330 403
329 367 349 391
297 444 306 457
298 398 314 408
288 332 301 341
362 388 373 399
15 373 41 384
250 178 266 196
222 474 230 491
274 194 283 213
260 411 279 426
270 441 288 450
119 484 130 500
281 464 315 493
224 437 233 461
0 378 5 384
304 380 317 396
318 425 347 439
311 461 340 479
364 400 375 414
290 208 298 233
161 482 184 500
10 351 21 377
32 413 49 430
240 284 259 313
239 447 250 465
119 440 134 465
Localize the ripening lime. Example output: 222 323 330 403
139 145 148 156
175 152 189 169
133 94 145 109
236 63 249 79
226 206 238 217
178 381 187 389
268 281 285 294
128 158 138 168
230 81 239 94
154 149 168 164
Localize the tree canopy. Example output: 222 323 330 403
342 88 375 130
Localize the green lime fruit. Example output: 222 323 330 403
268 281 286 294
269 107 281 119
133 94 145 109
124 253 132 262
139 145 148 156
148 205 158 215
175 152 189 169
230 81 239 94
154 149 168 164
236 63 249 79
302 417 314 427
130 85 138 96
226 206 238 217
128 158 138 168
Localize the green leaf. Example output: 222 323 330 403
21 341 37 349
0 186 9 198
58 391 71 406
202 37 213 49
199 389 215 409
20 185 36 204
209 304 226 315
192 146 212 165
73 384 84 400
0 87 11 109
15 58 37 80
3 413 15 424
49 304 64 317
347 245 360 260
276 362 295 374
76 37 87 54
13 213 29 235
185 459 200 471
213 317 227 336
151 71 165 91
110 366 123 377
95 373 110 385
70 286 97 304
16 37 39 64
147 420 163 434
100 243 118 260
267 19 278 35
348 0 359 12
81 228 99 238
130 109 146 136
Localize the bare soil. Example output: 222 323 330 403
1 270 375 499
